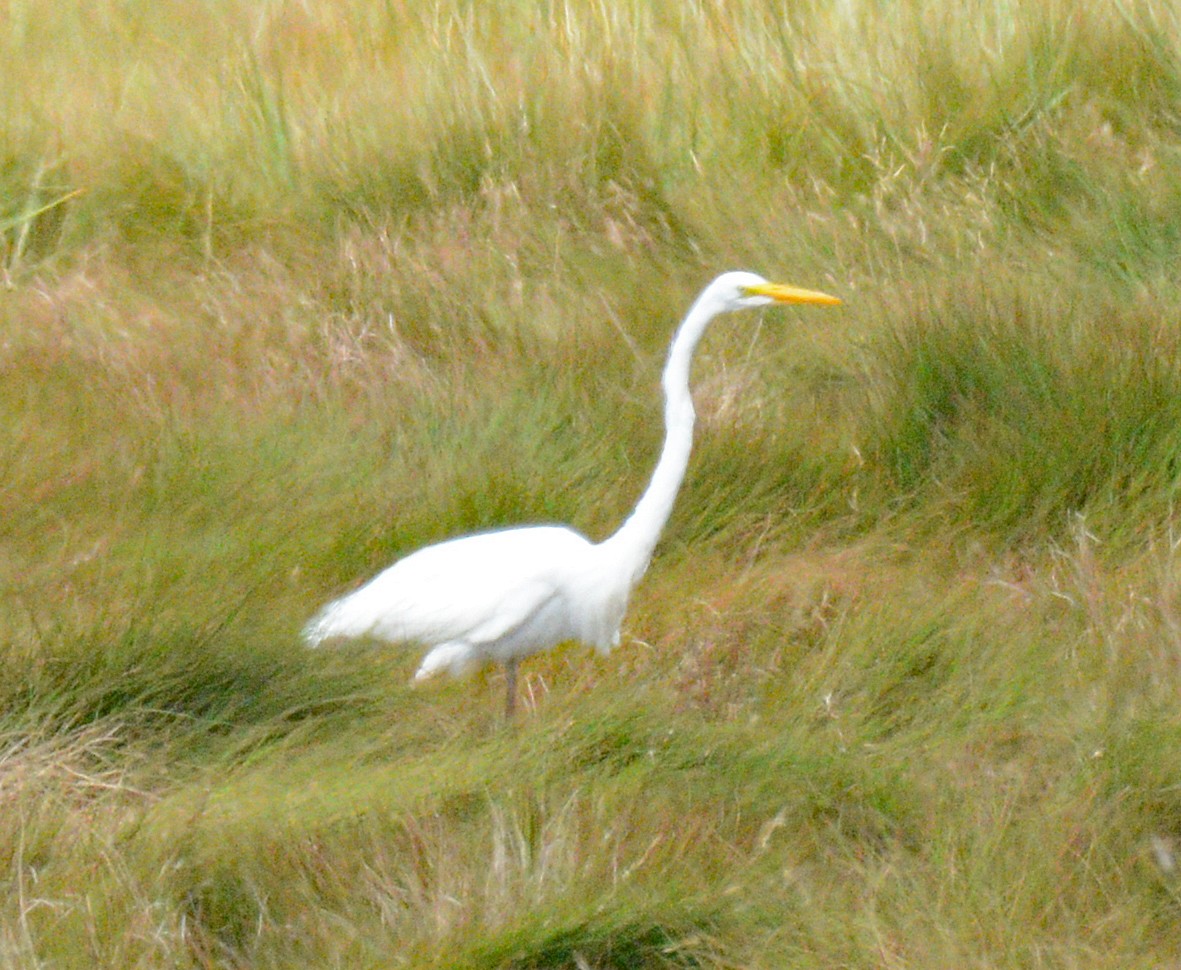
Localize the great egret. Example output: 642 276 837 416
304 271 840 717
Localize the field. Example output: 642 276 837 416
6 0 1181 966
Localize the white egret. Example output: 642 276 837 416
303 271 841 717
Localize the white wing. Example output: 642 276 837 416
303 525 592 649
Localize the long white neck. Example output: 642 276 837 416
600 288 723 581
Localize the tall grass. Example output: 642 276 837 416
5 0 1181 966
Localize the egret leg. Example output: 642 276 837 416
504 658 518 719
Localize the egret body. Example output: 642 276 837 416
304 271 840 716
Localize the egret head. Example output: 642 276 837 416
706 270 842 312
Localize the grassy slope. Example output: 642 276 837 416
5 0 1181 966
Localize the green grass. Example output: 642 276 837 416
6 0 1181 966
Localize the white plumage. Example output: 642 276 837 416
304 526 624 675
304 271 840 716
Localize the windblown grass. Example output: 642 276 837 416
5 0 1181 966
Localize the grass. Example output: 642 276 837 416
6 0 1181 965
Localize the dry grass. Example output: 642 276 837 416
5 0 1181 966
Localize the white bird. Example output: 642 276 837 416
304 271 841 717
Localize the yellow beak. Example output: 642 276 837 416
743 282 842 306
